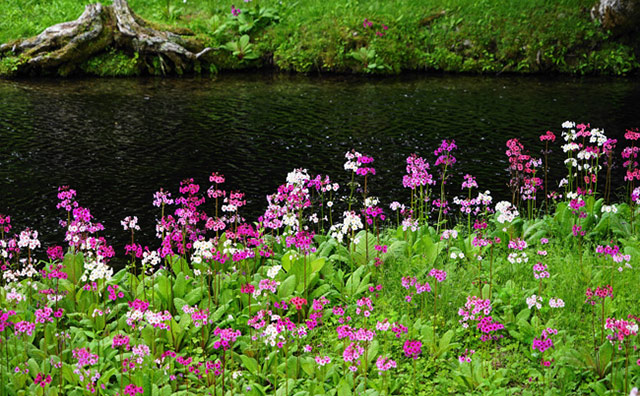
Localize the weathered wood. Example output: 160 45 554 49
591 0 640 34
0 0 211 76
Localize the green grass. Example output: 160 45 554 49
1 0 639 75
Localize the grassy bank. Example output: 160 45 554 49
1 0 639 76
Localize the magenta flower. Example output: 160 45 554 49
434 139 457 167
403 339 422 359
458 349 475 363
343 342 364 363
539 130 556 142
213 327 241 350
112 334 131 350
34 373 52 388
290 296 307 310
46 245 64 260
605 317 638 344
585 285 613 305
428 268 447 283
14 321 35 336
124 384 144 396
461 174 478 189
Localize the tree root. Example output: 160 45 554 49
0 0 212 76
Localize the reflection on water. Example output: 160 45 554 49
1 74 639 250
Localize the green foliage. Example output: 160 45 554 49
79 49 141 77
0 56 22 77
1 0 639 75
222 35 259 61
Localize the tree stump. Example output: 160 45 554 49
591 0 640 34
0 0 212 76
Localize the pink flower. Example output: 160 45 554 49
343 342 364 363
376 356 397 373
112 334 130 350
315 356 331 366
403 339 422 359
124 384 144 396
539 131 556 142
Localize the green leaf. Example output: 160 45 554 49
211 303 229 322
62 363 75 384
240 34 250 48
62 253 84 284
155 273 170 304
516 307 530 322
184 287 203 305
169 256 192 278
300 357 315 376
337 378 352 396
366 340 379 363
173 273 187 299
281 250 298 273
310 257 326 274
439 329 454 351
27 359 39 378
142 373 152 396
277 275 297 300
352 231 376 266
239 354 259 376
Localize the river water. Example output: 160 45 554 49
1 74 639 250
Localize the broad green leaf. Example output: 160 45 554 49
239 354 259 376
310 257 325 274
173 273 187 299
240 34 250 48
184 287 203 305
277 275 297 300
337 378 352 396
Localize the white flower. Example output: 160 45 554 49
526 294 543 310
286 168 310 186
364 197 379 208
549 298 565 308
495 201 518 224
562 121 575 129
267 265 281 279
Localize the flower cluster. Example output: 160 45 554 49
526 294 543 310
428 268 447 283
532 327 558 366
376 356 397 374
213 327 242 350
584 285 613 305
495 201 519 224
403 339 422 359
401 276 431 303
403 154 434 189
533 263 550 279
605 317 638 344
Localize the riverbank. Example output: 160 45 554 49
1 0 639 76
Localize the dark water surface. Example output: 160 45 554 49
1 74 639 251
